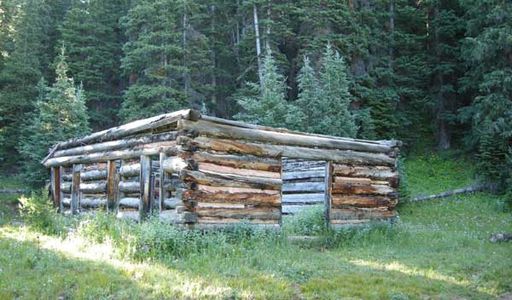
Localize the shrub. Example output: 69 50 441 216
18 190 68 235
76 214 281 261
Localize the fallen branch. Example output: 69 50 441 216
0 188 29 194
411 184 488 202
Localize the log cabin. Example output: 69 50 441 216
42 109 401 229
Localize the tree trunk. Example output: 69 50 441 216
253 4 263 87
388 0 394 69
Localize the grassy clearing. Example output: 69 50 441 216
0 155 511 299
404 152 476 196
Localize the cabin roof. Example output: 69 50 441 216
42 109 401 165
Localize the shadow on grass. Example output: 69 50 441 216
0 233 249 299
174 246 497 299
0 230 497 300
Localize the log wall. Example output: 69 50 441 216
45 109 400 229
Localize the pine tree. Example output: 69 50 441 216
120 0 186 121
0 0 52 170
295 55 321 132
18 47 90 186
235 48 299 128
59 0 129 130
313 44 357 137
458 0 512 188
427 0 465 149
120 0 211 122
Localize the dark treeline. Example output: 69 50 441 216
0 0 510 190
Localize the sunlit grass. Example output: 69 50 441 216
0 155 511 299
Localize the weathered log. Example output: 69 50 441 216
119 197 139 208
183 190 280 207
119 181 140 193
282 193 325 204
333 164 399 187
71 164 82 215
49 109 197 151
200 115 400 148
44 141 177 167
282 159 326 172
80 181 107 193
140 155 151 219
195 184 279 195
52 132 178 158
331 195 398 208
411 184 488 202
62 169 107 181
197 162 281 179
196 202 245 209
330 207 396 220
282 182 325 193
106 160 119 212
61 182 71 193
0 188 29 194
163 198 183 209
159 152 167 212
324 161 333 225
334 176 373 185
162 156 188 173
79 197 107 208
181 169 282 190
50 167 61 211
334 177 392 187
331 182 395 196
180 136 395 166
62 197 70 207
119 163 140 177
282 170 325 181
195 207 280 220
196 217 278 225
178 119 393 153
191 151 281 172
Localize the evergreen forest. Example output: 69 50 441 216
0 0 510 192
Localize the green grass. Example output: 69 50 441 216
0 155 511 299
405 152 476 196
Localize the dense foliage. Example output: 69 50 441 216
0 0 510 189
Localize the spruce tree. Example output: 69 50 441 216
314 44 357 137
295 55 321 132
0 0 50 169
120 0 211 122
235 48 299 128
18 47 90 186
459 0 512 189
59 0 129 130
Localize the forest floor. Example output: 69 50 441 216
0 154 511 299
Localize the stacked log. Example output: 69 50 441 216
117 160 140 218
180 149 282 227
329 164 399 226
281 158 327 214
